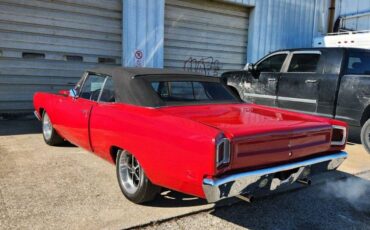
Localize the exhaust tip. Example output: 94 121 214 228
297 178 312 186
236 194 254 203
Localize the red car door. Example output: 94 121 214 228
54 73 107 151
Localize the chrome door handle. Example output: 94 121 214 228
268 78 276 81
305 79 318 83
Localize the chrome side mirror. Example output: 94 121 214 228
244 63 260 78
58 89 70 96
244 63 255 71
69 89 78 98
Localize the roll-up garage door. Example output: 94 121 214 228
164 0 249 76
0 0 122 114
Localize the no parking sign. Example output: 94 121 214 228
134 49 144 67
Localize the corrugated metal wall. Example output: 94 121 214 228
223 0 256 6
5 0 368 114
246 0 326 63
0 0 122 113
164 0 249 76
335 0 370 31
123 0 164 68
123 0 327 67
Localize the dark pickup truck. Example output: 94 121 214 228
223 48 370 153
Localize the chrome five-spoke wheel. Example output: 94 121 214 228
116 150 161 203
118 151 142 194
42 113 52 141
41 111 64 146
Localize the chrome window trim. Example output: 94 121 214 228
255 51 290 73
282 50 322 73
97 76 109 102
78 72 111 102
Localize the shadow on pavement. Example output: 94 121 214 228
209 171 370 229
144 190 208 208
0 116 41 136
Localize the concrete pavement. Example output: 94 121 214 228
144 170 370 230
0 118 370 229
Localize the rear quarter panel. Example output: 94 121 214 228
89 103 220 198
33 92 67 134
34 92 56 121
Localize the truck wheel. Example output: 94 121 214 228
116 150 160 203
42 112 64 146
361 119 370 154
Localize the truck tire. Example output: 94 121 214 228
228 86 242 100
116 149 161 203
42 112 64 146
360 119 370 154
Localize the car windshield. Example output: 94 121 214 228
150 80 239 105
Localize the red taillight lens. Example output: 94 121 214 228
332 129 343 142
217 142 225 163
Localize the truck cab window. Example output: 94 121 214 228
347 51 370 75
288 54 320 72
256 54 287 72
79 74 106 101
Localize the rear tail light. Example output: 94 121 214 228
331 125 347 146
216 134 230 168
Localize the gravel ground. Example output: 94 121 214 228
143 171 370 230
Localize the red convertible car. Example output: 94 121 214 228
33 67 348 204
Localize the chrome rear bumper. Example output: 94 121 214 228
203 151 347 203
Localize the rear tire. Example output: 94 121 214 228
42 112 64 146
116 149 160 203
360 119 370 154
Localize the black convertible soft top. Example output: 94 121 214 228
88 67 228 107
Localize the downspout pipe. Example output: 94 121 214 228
328 0 336 33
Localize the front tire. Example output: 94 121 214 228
42 112 64 146
116 150 160 203
361 119 370 154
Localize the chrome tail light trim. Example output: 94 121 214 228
331 125 347 146
216 137 230 167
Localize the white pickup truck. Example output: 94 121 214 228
313 30 370 50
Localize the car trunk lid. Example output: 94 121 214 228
159 103 332 170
